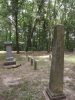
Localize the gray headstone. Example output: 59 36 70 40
4 41 16 66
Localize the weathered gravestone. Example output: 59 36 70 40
4 41 16 66
46 25 66 100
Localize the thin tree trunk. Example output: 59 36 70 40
15 0 19 54
9 22 12 41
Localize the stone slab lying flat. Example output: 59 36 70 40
3 64 21 69
2 75 22 87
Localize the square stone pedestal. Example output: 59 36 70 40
45 88 66 100
4 58 16 66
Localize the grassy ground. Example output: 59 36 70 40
0 51 75 100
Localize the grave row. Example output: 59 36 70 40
27 56 37 70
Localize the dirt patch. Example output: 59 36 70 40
0 52 75 100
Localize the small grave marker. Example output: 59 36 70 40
34 60 37 70
31 58 34 66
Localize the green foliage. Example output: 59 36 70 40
0 0 75 52
65 37 74 52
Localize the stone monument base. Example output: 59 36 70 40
44 88 66 100
3 58 21 69
4 60 16 66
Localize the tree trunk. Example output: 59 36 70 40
15 0 19 54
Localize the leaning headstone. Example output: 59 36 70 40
4 41 16 66
46 25 66 100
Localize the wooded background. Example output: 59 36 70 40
0 0 75 53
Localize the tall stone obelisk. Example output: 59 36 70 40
46 25 66 100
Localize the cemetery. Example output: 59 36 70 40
0 0 75 100
0 25 75 100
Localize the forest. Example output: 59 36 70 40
0 0 75 53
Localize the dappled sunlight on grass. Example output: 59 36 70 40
0 51 6 54
64 55 75 64
0 53 26 62
0 54 5 61
0 52 75 100
33 55 49 62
